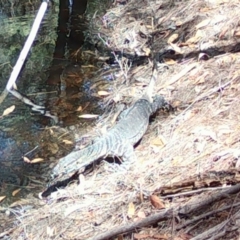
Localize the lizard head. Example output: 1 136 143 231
51 161 79 182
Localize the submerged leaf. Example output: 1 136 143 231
98 91 110 96
62 139 73 145
23 156 31 163
2 105 15 117
76 106 83 112
0 196 6 203
78 114 99 119
12 189 21 196
31 158 44 164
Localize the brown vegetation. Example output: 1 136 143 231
2 0 240 239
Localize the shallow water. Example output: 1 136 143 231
0 0 113 206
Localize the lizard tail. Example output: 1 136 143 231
52 137 110 177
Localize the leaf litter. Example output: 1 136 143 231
3 0 240 239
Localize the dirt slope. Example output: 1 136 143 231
2 0 240 239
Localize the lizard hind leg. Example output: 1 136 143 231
105 144 136 172
116 143 137 170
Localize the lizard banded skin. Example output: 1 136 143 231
51 65 171 183
51 95 171 183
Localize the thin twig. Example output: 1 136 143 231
176 75 239 118
191 210 240 240
161 185 232 199
177 202 240 230
0 0 48 105
91 209 173 240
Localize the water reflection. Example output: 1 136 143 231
0 3 59 206
0 0 113 205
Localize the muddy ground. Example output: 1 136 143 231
2 0 240 239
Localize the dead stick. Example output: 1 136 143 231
179 184 240 215
162 185 231 199
191 210 240 240
91 184 240 240
91 209 173 240
177 202 240 230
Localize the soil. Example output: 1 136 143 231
2 0 240 239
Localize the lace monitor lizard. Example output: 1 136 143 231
50 63 171 184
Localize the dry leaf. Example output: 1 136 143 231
162 63 197 88
62 139 73 145
186 29 204 43
150 195 165 209
219 27 229 39
193 76 206 84
151 136 166 148
78 114 99 119
98 91 110 96
137 211 146 219
134 233 151 239
48 143 59 154
169 43 182 54
234 30 240 38
175 20 183 26
164 58 176 65
174 232 192 240
12 189 21 196
2 105 15 117
76 106 83 112
31 158 44 164
172 100 181 107
0 196 6 202
117 235 124 240
153 234 169 239
9 198 30 207
196 19 210 29
172 156 184 166
168 33 179 43
23 156 31 163
127 202 135 218
200 7 211 12
143 47 151 56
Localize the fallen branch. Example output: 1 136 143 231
177 202 240 230
0 0 48 105
91 209 173 240
91 184 240 240
179 184 240 215
191 209 240 240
